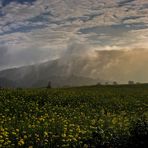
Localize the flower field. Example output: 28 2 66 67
0 85 148 147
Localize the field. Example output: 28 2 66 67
0 84 148 148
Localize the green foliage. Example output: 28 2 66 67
0 85 148 147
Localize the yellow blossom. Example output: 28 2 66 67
18 139 24 146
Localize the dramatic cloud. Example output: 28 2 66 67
0 0 148 82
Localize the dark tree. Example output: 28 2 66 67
105 82 109 85
113 81 118 85
96 82 101 86
47 81 51 88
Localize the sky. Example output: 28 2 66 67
0 0 148 82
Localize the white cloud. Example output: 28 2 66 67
0 0 148 70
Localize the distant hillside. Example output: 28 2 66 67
0 59 100 88
0 77 16 88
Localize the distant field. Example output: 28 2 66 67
0 85 148 147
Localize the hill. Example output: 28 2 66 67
0 59 99 88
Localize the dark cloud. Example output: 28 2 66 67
1 0 36 7
66 12 103 23
79 23 148 36
118 0 135 7
122 16 145 22
0 24 47 35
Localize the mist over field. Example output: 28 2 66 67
0 0 148 86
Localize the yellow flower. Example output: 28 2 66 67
4 140 11 145
69 129 73 132
0 139 4 143
112 117 117 125
83 144 89 148
16 129 19 132
23 131 27 134
2 131 9 137
44 131 48 136
35 133 39 137
24 135 28 139
64 128 67 132
62 134 66 138
44 139 48 142
11 144 15 146
18 139 24 146
8 140 11 144
68 135 73 138
0 128 4 132
91 119 96 125
12 132 17 135
73 138 77 141
5 128 8 131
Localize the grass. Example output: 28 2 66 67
0 84 148 147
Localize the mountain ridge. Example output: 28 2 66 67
0 59 99 88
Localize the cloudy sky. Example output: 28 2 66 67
0 0 148 82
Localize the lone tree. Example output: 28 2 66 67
113 81 118 85
47 81 51 88
96 82 101 86
105 82 109 85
